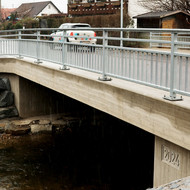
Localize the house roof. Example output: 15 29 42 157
1 8 16 20
133 10 190 19
14 1 61 18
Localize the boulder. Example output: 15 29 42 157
29 119 52 133
5 123 31 136
32 119 51 125
0 122 7 133
0 106 19 120
0 91 14 107
12 120 32 126
30 124 52 133
0 78 11 91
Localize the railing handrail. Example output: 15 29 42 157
0 27 190 101
1 27 190 33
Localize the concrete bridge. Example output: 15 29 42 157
0 28 190 188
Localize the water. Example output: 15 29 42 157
0 114 154 190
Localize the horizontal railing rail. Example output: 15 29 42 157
150 32 190 49
0 27 190 101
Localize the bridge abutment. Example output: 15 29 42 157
154 136 190 187
0 73 68 118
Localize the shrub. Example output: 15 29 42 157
6 22 14 30
14 22 23 29
39 11 132 29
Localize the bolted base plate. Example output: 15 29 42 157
98 76 112 81
34 61 42 64
59 66 70 70
163 95 183 101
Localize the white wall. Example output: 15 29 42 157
128 0 148 28
37 3 60 16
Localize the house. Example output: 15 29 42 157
13 1 61 19
68 0 147 27
1 8 16 20
128 0 148 27
68 0 128 17
133 10 190 29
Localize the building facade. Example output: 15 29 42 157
68 0 148 27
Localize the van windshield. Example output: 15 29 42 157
71 25 91 28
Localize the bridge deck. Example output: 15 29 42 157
0 56 190 151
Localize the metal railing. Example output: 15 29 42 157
0 28 190 100
150 32 190 49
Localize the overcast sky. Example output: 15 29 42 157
1 0 68 13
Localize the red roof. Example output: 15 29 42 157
1 8 16 20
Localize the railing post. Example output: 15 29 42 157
60 30 69 70
35 30 42 64
120 0 123 47
150 32 152 48
164 32 182 101
17 30 23 59
98 29 111 81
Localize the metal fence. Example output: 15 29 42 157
0 28 190 100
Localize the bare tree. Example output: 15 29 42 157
139 0 190 13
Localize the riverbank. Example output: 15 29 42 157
0 113 81 147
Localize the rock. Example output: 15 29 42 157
12 120 32 126
0 187 7 190
39 119 51 125
30 119 51 125
0 106 19 120
0 123 7 133
5 123 31 136
0 78 11 91
151 176 190 190
29 119 52 133
0 91 14 107
30 124 52 133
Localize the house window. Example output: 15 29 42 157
48 5 51 9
